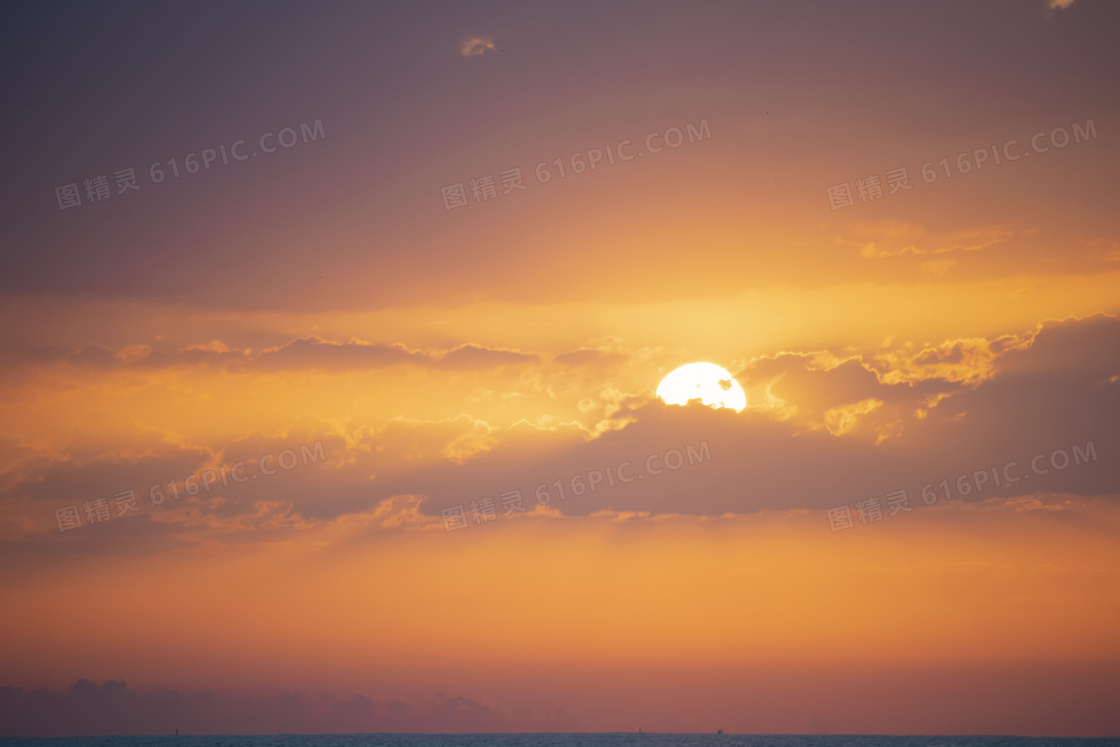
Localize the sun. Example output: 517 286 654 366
656 362 747 412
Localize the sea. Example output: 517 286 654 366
2 736 1119 747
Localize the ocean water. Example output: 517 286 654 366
2 736 1119 747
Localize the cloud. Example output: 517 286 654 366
0 337 542 374
385 314 1119 518
0 343 121 369
871 336 1007 386
2 315 1116 553
252 337 427 370
460 36 496 56
0 679 578 737
842 223 1015 262
436 344 539 369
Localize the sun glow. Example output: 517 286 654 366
656 362 747 412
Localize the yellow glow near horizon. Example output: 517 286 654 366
656 362 747 412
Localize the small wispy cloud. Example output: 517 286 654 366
461 36 497 56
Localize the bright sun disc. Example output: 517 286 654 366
656 362 747 412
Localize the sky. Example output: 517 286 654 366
0 0 1118 737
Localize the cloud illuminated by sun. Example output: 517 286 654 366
461 37 497 56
